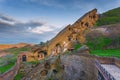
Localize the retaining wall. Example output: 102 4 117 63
78 54 120 68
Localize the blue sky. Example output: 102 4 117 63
0 0 120 44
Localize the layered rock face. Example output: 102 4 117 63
20 9 98 62
21 54 97 80
45 9 98 56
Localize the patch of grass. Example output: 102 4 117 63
91 49 120 58
96 7 120 26
14 72 24 80
28 61 39 65
0 54 16 66
0 62 15 74
74 43 81 51
96 17 120 26
86 36 112 50
7 47 30 55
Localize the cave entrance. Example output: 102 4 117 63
55 44 62 54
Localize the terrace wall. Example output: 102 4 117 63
78 54 120 67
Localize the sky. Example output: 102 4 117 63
0 0 120 44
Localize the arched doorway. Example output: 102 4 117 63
22 55 26 62
37 51 47 60
55 44 62 55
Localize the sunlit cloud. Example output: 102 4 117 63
0 14 58 43
28 25 55 34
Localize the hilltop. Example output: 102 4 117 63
85 7 120 58
96 7 120 26
0 43 34 51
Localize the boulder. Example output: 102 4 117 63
77 45 90 53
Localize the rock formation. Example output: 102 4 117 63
21 54 98 80
45 9 98 56
19 9 98 62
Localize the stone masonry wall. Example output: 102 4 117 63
78 54 120 68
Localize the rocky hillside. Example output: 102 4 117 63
96 7 120 26
85 7 120 50
17 54 97 80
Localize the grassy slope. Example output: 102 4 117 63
91 49 120 58
6 47 30 55
0 62 15 74
0 47 30 74
75 44 120 58
96 7 120 26
88 7 120 58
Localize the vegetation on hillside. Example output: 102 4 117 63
86 6 120 58
85 29 120 50
96 7 120 26
6 47 30 55
84 27 120 58
91 49 120 58
0 54 16 74
0 47 30 74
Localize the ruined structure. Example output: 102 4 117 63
20 9 98 62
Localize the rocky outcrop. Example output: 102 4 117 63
77 45 90 53
16 9 98 62
22 54 98 80
45 9 98 56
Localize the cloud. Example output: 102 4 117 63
0 0 120 43
28 25 54 34
0 14 58 43
0 14 55 34
0 14 15 22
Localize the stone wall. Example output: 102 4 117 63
114 58 120 68
77 54 120 68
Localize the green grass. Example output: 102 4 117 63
6 47 30 55
91 49 120 58
14 72 24 80
27 61 39 65
96 7 120 26
96 17 120 26
74 43 120 58
74 43 81 51
0 62 15 74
